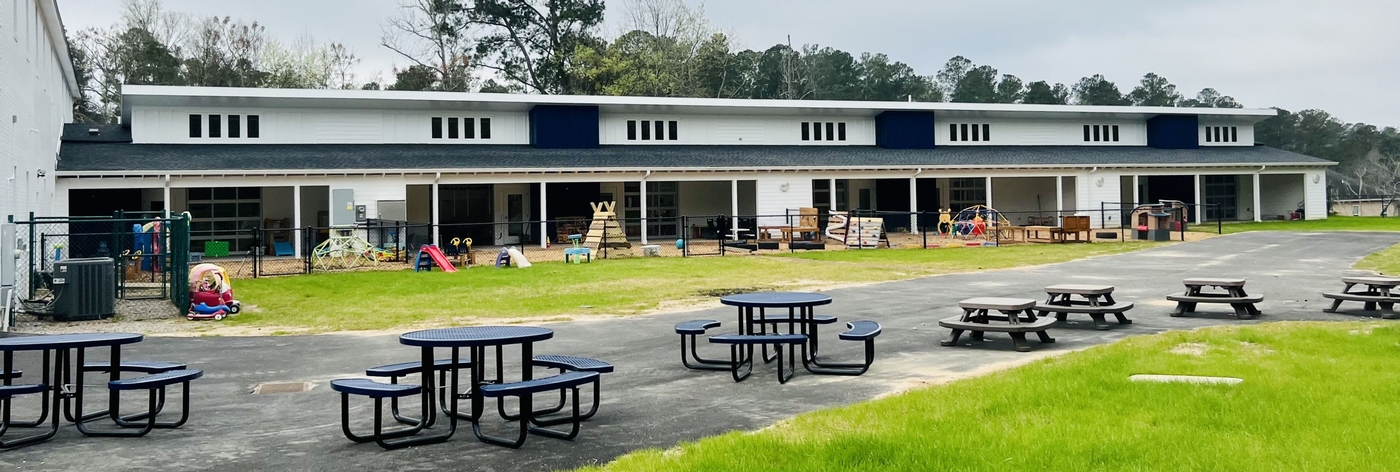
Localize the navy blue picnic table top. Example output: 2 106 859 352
399 326 554 348
0 332 143 351
719 292 832 308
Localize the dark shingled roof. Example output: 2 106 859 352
56 141 1333 173
60 123 132 143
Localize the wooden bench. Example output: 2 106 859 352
708 334 807 384
805 320 883 376
1036 284 1134 330
1168 277 1261 319
940 298 1056 352
477 371 600 448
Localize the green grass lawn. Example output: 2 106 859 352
582 322 1400 472
1195 216 1400 234
231 243 1155 331
1354 243 1400 275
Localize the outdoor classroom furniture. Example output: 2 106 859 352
1167 278 1262 319
1322 276 1400 319
708 292 884 380
564 234 592 263
1034 284 1134 330
940 298 1056 352
0 333 202 449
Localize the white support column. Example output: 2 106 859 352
909 176 919 234
984 176 993 207
731 179 740 241
1132 174 1140 204
292 184 302 257
640 179 649 245
1260 171 1271 221
1195 174 1204 223
431 182 441 247
828 178 837 210
538 182 548 249
162 177 172 219
1055 176 1064 223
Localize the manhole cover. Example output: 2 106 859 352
252 381 314 394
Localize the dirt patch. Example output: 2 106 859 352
1239 341 1275 355
1169 342 1209 356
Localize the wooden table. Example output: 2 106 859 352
1322 276 1400 319
1035 284 1134 330
1167 278 1262 319
1023 225 1064 243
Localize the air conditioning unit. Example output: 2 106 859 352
52 258 116 321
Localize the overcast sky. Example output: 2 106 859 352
57 0 1400 126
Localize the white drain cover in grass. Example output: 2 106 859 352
1129 374 1242 385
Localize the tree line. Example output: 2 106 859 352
67 0 1398 199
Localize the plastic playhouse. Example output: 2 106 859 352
1131 200 1188 241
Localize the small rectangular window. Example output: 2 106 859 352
654 120 665 141
1214 127 1222 143
1112 125 1120 142
480 118 491 139
189 114 202 138
1093 125 1100 142
838 122 846 141
1083 125 1091 142
464 118 475 139
248 115 260 138
960 124 969 142
431 117 443 139
814 122 822 141
949 123 957 141
627 120 637 140
1205 127 1212 142
983 124 990 141
1231 126 1238 142
209 115 222 138
448 117 459 139
228 115 241 138
1353 205 1361 216
669 121 678 141
825 122 835 141
971 123 980 141
801 122 810 141
641 120 651 140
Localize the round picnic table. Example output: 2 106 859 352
0 332 144 447
719 292 833 369
1340 276 1400 296
1323 276 1400 319
397 326 554 446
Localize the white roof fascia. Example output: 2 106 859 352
39 0 81 100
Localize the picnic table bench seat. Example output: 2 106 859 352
1167 293 1263 318
531 355 613 422
1035 301 1135 330
1322 292 1400 319
94 369 202 437
804 321 883 376
365 358 473 378
708 334 807 384
82 361 187 374
939 316 1057 334
330 378 437 449
675 320 729 371
0 383 46 398
753 314 839 324
475 371 601 448
0 383 51 449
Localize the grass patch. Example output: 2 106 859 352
1354 243 1400 275
581 322 1400 471
1194 216 1400 234
231 242 1155 332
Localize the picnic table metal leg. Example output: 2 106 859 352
776 342 796 384
1324 298 1344 313
728 344 753 382
379 347 456 449
680 333 729 371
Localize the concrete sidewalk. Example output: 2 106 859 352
2 231 1396 471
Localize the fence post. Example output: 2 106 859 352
252 227 261 279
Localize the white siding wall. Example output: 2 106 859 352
0 0 75 219
935 118 1146 146
1075 171 1121 227
129 106 530 145
1303 170 1326 220
599 114 875 146
1198 120 1255 146
988 177 1057 225
754 177 813 225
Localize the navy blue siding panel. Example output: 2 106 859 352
530 105 600 149
875 111 936 149
1146 115 1199 149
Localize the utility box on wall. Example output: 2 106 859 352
332 189 356 225
51 257 116 322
